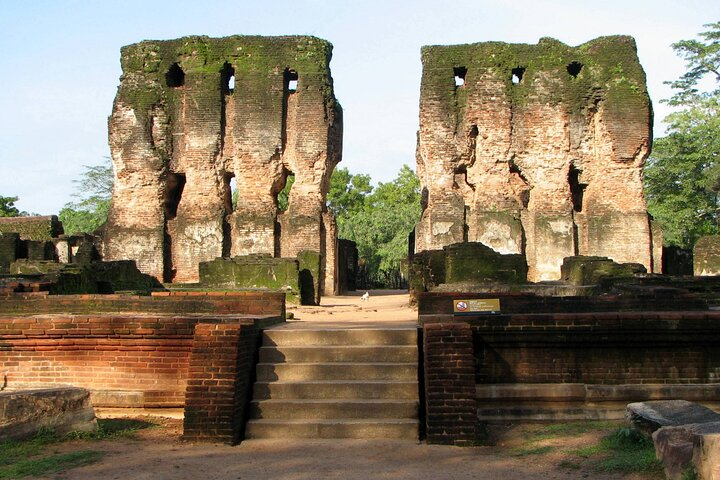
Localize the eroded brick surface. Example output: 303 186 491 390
416 36 656 281
104 36 342 283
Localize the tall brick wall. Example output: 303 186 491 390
104 35 342 284
416 36 656 281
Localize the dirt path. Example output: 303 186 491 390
43 417 659 480
41 292 661 479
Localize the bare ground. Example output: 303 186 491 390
35 292 662 480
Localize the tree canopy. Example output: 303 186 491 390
0 196 25 217
58 159 113 235
644 22 720 248
328 165 421 288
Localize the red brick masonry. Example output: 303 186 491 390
423 322 477 445
0 292 283 442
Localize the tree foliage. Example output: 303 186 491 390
328 165 421 288
59 159 113 235
0 196 25 217
645 22 720 248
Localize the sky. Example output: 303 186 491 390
0 0 718 215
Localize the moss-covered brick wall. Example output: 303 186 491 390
104 35 342 291
0 216 63 241
416 36 655 281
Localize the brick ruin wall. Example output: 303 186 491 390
422 313 720 443
0 292 283 412
415 36 656 281
103 36 342 284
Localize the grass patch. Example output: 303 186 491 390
0 418 155 478
0 451 103 479
67 418 155 440
594 428 663 474
564 427 663 475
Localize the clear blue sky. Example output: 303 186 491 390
1 0 718 215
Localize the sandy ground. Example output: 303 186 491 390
37 292 660 480
282 289 418 327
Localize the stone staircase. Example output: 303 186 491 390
245 327 419 439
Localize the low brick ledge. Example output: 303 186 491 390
476 383 720 403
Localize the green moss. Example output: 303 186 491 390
198 255 301 303
421 35 649 119
0 216 62 241
116 35 338 137
444 242 527 284
297 250 321 306
561 256 646 285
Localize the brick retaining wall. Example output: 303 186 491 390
0 292 284 442
422 311 720 444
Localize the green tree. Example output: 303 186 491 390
327 167 372 219
59 159 113 235
645 22 720 248
329 165 421 288
0 196 24 217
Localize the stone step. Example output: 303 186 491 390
253 381 418 400
244 419 419 439
262 328 418 347
258 345 418 363
250 399 418 419
256 362 418 382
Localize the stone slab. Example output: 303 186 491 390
627 400 720 435
0 387 98 441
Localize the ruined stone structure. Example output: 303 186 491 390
415 36 657 281
103 36 342 284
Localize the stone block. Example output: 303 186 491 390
199 255 300 303
627 400 720 436
43 260 162 295
695 236 720 276
444 242 527 285
653 422 720 480
10 259 64 275
0 387 97 441
561 255 646 285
